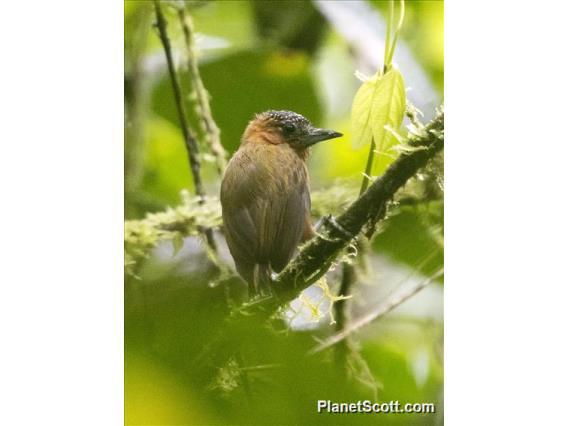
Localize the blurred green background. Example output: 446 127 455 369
125 1 443 424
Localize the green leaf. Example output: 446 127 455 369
351 67 406 153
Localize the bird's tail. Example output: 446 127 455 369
251 263 272 297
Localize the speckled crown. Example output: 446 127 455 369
257 110 311 126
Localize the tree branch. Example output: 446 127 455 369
333 261 356 371
124 186 357 277
311 268 444 354
153 0 216 250
267 109 444 305
177 6 227 176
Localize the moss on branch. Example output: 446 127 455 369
176 5 227 175
124 185 358 277
153 0 217 251
268 108 444 305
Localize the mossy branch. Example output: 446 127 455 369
125 192 221 277
124 186 357 277
153 0 217 250
177 5 227 175
265 108 444 306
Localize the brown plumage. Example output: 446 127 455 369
220 110 342 297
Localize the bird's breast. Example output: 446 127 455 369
222 143 308 202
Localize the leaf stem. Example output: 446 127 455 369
386 0 405 66
359 138 376 194
383 0 394 73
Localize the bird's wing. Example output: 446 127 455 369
220 146 310 276
268 164 310 272
220 154 262 282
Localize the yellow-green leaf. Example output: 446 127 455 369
351 67 406 153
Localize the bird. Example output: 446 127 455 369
220 110 342 297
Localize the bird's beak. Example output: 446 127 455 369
304 128 343 146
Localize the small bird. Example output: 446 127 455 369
220 110 342 297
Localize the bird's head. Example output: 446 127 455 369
242 110 343 152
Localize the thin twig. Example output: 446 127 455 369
334 135 376 370
335 137 385 333
125 4 152 202
311 268 444 354
334 263 355 334
153 0 217 251
333 261 356 372
177 6 227 175
359 138 376 194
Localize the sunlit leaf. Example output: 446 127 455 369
351 67 406 153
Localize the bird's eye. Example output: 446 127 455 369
283 123 296 134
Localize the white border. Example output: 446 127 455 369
0 2 123 424
446 0 568 424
